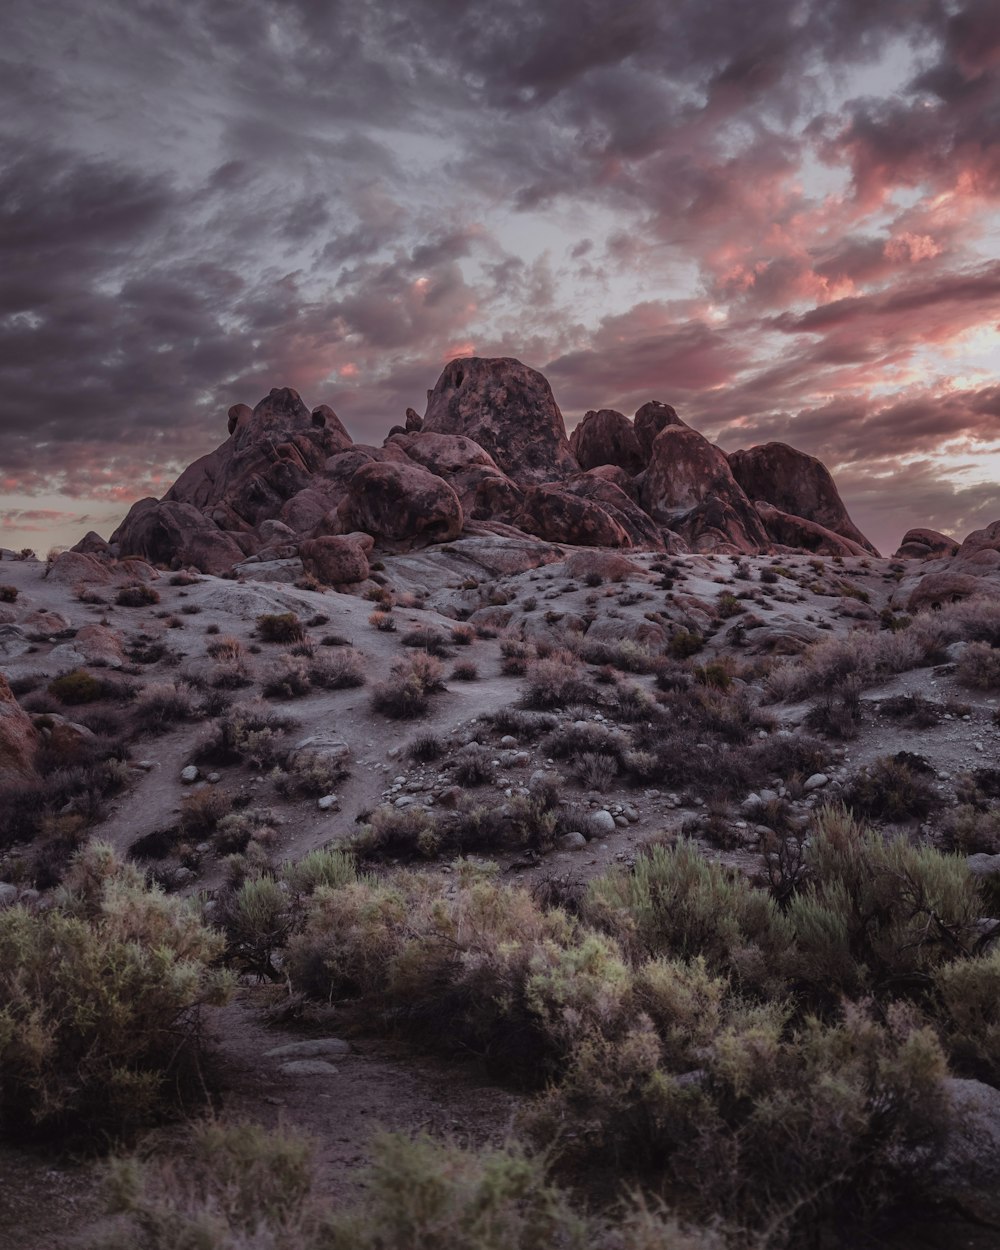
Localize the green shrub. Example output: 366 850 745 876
520 654 592 710
283 847 361 895
115 583 160 607
218 875 294 981
48 668 104 705
584 842 789 993
256 612 305 643
668 629 704 659
933 948 1000 1084
0 843 229 1138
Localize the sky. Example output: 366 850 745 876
1 0 999 557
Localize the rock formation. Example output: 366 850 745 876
728 442 878 555
570 409 644 476
422 357 579 486
94 354 882 576
894 528 959 560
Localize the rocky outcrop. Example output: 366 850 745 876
0 674 38 782
728 442 878 555
906 571 984 613
99 356 882 578
634 401 682 460
386 431 523 523
754 501 871 557
894 528 959 560
642 425 769 553
559 475 665 550
422 357 579 486
299 533 373 585
111 499 247 575
516 485 635 548
569 409 644 475
337 462 463 547
958 520 1000 559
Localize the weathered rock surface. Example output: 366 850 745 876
642 425 769 553
111 499 246 574
337 461 463 547
728 442 878 555
906 571 985 613
570 409 644 475
517 485 635 548
422 357 579 486
299 533 373 585
560 475 665 550
387 432 523 523
754 501 871 557
894 527 959 560
633 401 682 460
0 674 38 782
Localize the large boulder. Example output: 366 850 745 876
894 528 959 560
958 520 1000 558
422 357 579 486
45 551 113 585
569 409 644 475
754 501 871 557
299 533 373 585
906 570 986 613
728 442 878 555
337 461 463 547
516 485 635 548
111 499 246 574
387 431 523 523
0 674 38 783
641 425 769 553
634 401 683 461
559 475 664 550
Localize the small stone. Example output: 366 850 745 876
394 796 415 808
589 809 617 836
623 806 639 823
558 832 587 851
0 883 18 908
500 735 518 747
803 773 829 792
180 765 199 784
136 760 155 771
317 794 338 810
207 772 221 784
278 1060 339 1077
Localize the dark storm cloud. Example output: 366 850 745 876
2 0 999 557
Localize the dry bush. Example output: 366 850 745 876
579 639 655 673
451 660 479 681
262 654 312 699
115 583 160 607
408 732 445 762
844 753 941 822
179 786 233 836
941 804 1000 854
195 702 295 768
369 610 396 632
370 653 445 719
401 627 453 657
308 648 365 689
207 635 245 661
132 681 196 734
0 842 229 1139
572 751 619 789
521 653 593 710
47 668 105 705
956 641 1000 690
500 637 534 676
256 612 305 643
452 744 497 786
0 584 18 602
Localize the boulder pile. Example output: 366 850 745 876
96 356 880 580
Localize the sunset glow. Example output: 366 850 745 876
2 0 999 555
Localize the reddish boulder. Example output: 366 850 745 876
634 401 683 460
337 461 463 547
570 409 644 475
422 357 579 486
894 528 959 559
110 499 246 574
907 571 985 613
754 501 870 557
564 550 644 581
559 475 664 550
641 425 768 553
516 485 634 548
0 675 38 783
299 533 373 585
728 442 878 555
958 521 1000 557
44 551 113 585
